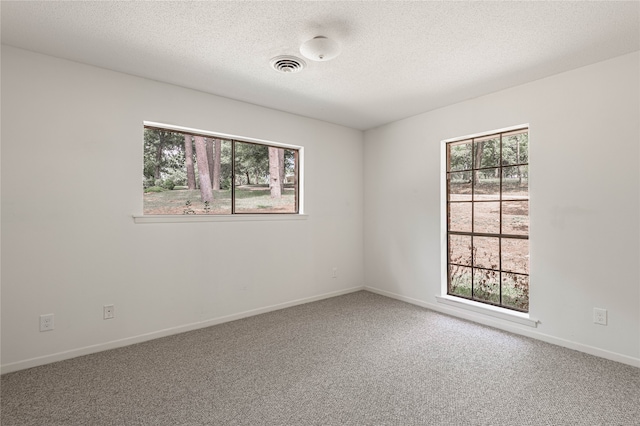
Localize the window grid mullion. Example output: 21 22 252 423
499 133 503 305
470 140 475 300
450 161 528 173
231 140 236 214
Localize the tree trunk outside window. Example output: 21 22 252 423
194 136 213 203
184 134 196 190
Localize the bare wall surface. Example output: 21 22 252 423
364 52 640 364
1 46 364 371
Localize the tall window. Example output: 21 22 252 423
143 125 299 215
446 128 529 312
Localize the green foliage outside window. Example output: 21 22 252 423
143 127 299 214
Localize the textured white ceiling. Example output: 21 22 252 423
1 1 639 130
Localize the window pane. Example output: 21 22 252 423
474 168 500 201
474 136 500 168
449 202 472 232
502 165 528 199
449 265 472 298
448 141 473 171
502 201 529 235
473 268 500 304
449 171 472 201
502 273 529 312
143 129 232 214
234 142 297 213
502 132 528 165
501 238 529 274
473 202 500 234
449 235 472 266
473 236 499 270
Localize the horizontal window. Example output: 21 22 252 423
143 124 300 215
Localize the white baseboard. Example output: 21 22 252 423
1 286 365 374
364 286 640 368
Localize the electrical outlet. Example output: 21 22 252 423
593 308 607 325
332 267 338 278
40 314 54 332
103 304 115 320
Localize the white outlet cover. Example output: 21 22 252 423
593 308 607 325
103 305 115 320
40 314 54 331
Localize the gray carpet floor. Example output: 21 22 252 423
2 291 639 425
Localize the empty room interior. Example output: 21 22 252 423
1 1 639 425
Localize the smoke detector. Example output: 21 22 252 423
270 55 306 73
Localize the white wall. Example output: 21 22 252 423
364 52 640 366
1 46 364 372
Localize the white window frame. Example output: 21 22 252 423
437 124 537 327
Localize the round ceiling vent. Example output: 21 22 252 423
270 55 306 73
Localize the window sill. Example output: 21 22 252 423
133 214 308 224
435 295 538 327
